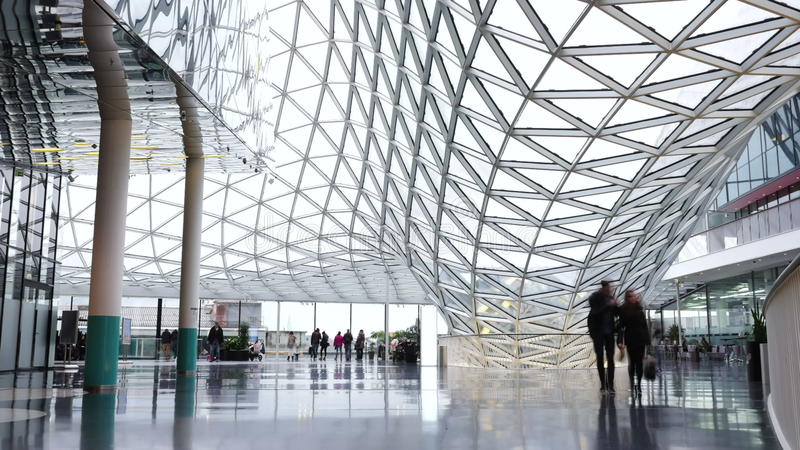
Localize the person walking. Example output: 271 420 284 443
588 280 619 394
207 322 224 362
355 329 366 361
617 290 650 397
343 329 353 361
287 331 298 361
160 329 172 360
171 329 179 359
333 331 344 361
310 328 321 360
320 331 329 361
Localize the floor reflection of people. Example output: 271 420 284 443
629 400 657 448
354 363 364 390
596 395 619 449
319 363 328 390
206 363 222 398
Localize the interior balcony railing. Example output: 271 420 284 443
676 195 800 263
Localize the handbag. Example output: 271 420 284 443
644 354 657 380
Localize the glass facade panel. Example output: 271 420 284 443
0 167 61 370
351 304 385 344
659 266 787 346
315 303 350 341
279 302 314 350
680 290 708 342
715 95 800 207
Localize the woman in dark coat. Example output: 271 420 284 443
617 290 650 396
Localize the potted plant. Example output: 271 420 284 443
368 342 376 361
667 324 684 359
747 305 767 382
667 324 683 344
222 323 251 361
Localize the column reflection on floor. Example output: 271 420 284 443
173 375 196 450
79 392 115 449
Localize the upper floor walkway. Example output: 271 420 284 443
665 195 800 282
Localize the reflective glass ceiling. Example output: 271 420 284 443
0 1 267 174
58 0 800 364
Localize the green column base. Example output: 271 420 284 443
85 315 121 388
177 328 198 372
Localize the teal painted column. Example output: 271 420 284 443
85 316 121 386
176 85 204 373
83 0 132 390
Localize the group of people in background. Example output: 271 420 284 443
159 329 179 360
588 280 651 397
156 322 376 364
286 328 367 362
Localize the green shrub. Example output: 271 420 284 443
223 323 251 351
751 305 767 343
667 324 684 343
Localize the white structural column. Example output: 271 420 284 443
176 84 205 373
83 0 132 390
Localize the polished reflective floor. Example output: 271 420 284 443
0 359 778 449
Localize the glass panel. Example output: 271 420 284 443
279 302 314 351
680 290 708 342
707 274 753 345
315 303 350 344
350 303 385 347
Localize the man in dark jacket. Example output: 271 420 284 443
587 280 618 393
310 328 321 360
207 322 224 362
161 329 172 360
343 329 353 361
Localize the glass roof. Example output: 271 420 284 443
58 0 800 364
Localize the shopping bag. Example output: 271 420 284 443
644 354 657 380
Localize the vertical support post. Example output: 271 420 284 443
705 284 712 341
675 282 683 348
176 83 205 374
313 302 317 331
276 301 281 358
155 298 162 360
349 303 352 335
83 0 132 390
197 298 203 357
384 272 389 361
